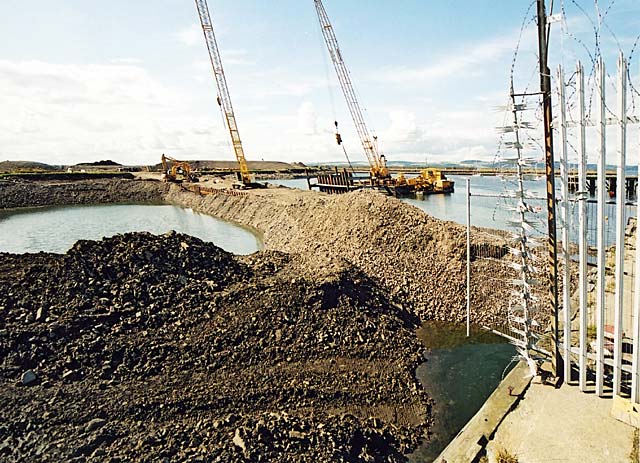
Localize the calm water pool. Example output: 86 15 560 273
410 321 516 462
0 203 262 255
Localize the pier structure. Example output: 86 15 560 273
568 172 638 200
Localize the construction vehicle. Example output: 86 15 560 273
195 0 263 189
161 154 198 183
397 169 455 194
314 0 391 184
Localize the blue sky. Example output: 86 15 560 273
1 0 638 166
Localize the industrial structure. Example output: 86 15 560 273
312 0 454 197
313 0 390 184
194 0 261 189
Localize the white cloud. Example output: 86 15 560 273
297 101 319 135
176 24 202 47
0 59 230 165
377 34 524 85
109 58 142 65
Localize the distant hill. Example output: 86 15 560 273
74 160 122 167
0 161 60 173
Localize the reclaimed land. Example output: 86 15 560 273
0 177 513 462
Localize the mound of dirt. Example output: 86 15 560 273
0 161 60 173
74 160 122 167
0 178 167 209
166 187 516 327
0 232 429 462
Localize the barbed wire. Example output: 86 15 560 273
495 0 638 183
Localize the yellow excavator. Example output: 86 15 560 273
161 154 198 183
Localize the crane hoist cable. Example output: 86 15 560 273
313 0 390 181
315 7 355 172
334 121 355 174
194 0 252 186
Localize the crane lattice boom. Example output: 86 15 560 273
314 0 389 180
195 0 251 185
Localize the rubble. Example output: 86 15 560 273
0 178 521 461
20 370 37 386
0 178 167 209
0 232 429 462
165 185 514 326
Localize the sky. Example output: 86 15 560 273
0 0 639 166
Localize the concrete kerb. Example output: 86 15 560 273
435 361 533 463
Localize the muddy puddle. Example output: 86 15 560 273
410 321 516 462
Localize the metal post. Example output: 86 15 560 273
577 61 589 391
558 65 572 382
466 177 471 337
634 119 640 404
613 53 627 396
596 57 607 397
537 0 561 379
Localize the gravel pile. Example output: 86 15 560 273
168 187 515 326
0 232 429 462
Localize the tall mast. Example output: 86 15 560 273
314 0 389 180
195 0 252 185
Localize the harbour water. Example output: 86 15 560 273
0 203 263 255
262 174 548 230
265 174 634 244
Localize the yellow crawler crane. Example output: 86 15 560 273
314 0 392 184
195 0 262 189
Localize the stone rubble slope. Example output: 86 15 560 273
166 187 514 326
0 232 429 462
0 178 168 209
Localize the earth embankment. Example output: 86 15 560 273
0 178 168 209
0 178 515 461
0 178 512 325
163 184 511 326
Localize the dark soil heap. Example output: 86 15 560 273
0 232 429 462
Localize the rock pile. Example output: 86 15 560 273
0 178 167 209
167 187 515 326
0 232 429 462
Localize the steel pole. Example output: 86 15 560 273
613 52 627 396
577 62 589 391
537 0 561 379
466 177 471 337
633 110 640 404
558 65 572 382
596 58 607 397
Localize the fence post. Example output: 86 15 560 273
596 57 607 397
466 177 471 337
558 64 572 382
613 52 627 396
634 119 640 404
577 61 589 391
